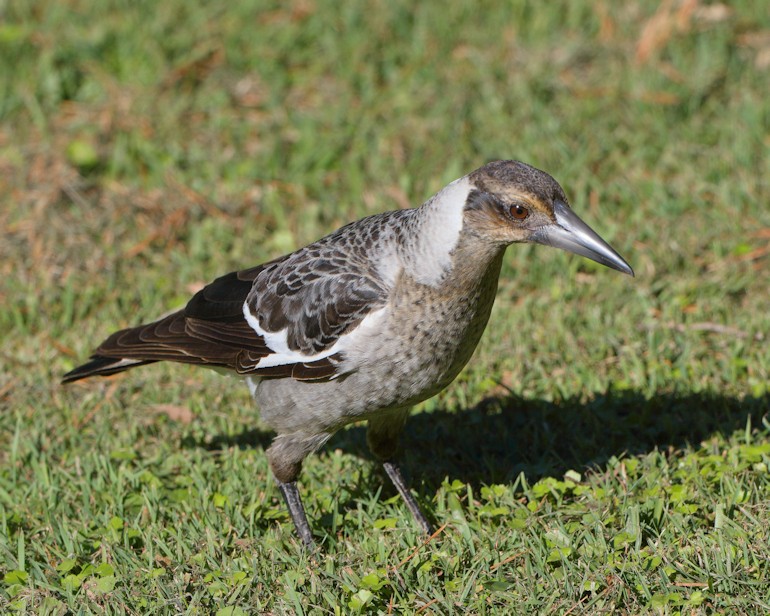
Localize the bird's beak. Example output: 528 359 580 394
533 201 634 276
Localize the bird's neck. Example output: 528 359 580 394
399 177 506 293
398 177 474 286
440 233 506 295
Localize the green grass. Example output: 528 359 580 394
2 0 770 613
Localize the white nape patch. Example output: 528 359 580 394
408 176 472 286
242 302 387 370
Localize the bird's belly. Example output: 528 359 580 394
364 300 493 404
252 337 475 437
252 262 502 435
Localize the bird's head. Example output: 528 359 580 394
464 160 634 276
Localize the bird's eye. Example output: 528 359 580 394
509 204 529 220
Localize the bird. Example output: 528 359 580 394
62 160 633 548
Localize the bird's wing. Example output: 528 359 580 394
240 218 394 376
78 214 400 382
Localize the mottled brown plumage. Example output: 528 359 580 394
63 160 633 548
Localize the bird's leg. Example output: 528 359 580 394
367 409 433 535
382 460 433 534
267 433 327 549
276 480 315 549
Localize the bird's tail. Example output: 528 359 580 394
61 316 178 384
61 309 219 384
62 356 156 384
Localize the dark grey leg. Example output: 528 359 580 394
382 460 433 535
277 480 315 549
367 408 433 535
268 432 332 549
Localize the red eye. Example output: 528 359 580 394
510 204 529 220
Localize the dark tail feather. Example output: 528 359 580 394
61 268 277 384
62 356 156 384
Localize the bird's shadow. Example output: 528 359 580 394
193 389 769 498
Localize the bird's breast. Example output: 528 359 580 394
252 253 505 434
342 254 504 406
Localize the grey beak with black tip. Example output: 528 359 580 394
534 201 634 276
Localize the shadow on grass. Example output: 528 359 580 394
391 389 770 493
195 389 770 496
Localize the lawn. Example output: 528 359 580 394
1 0 769 613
